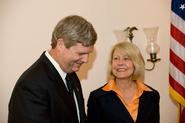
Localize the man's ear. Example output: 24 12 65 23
57 38 64 48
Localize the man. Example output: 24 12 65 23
8 15 97 123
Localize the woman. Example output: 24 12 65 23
87 41 160 123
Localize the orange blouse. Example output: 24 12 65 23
102 80 152 122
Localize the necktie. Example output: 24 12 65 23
65 73 86 123
65 74 79 122
65 74 74 97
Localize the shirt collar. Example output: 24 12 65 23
102 79 152 93
45 50 67 81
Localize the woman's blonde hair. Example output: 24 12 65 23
107 41 145 82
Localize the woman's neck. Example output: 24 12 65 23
115 78 137 103
115 78 135 90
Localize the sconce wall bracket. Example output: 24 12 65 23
145 53 161 71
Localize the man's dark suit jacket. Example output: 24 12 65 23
87 84 160 123
8 52 86 123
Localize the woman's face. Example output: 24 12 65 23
111 49 134 79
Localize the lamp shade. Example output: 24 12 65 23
143 26 160 54
146 42 160 54
113 30 128 42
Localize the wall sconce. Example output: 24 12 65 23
143 26 161 71
113 26 138 43
113 26 161 71
124 27 138 43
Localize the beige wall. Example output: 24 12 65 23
1 0 177 122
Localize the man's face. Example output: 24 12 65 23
57 40 94 73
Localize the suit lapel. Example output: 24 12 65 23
102 91 134 122
39 52 79 121
136 91 154 122
112 93 134 122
